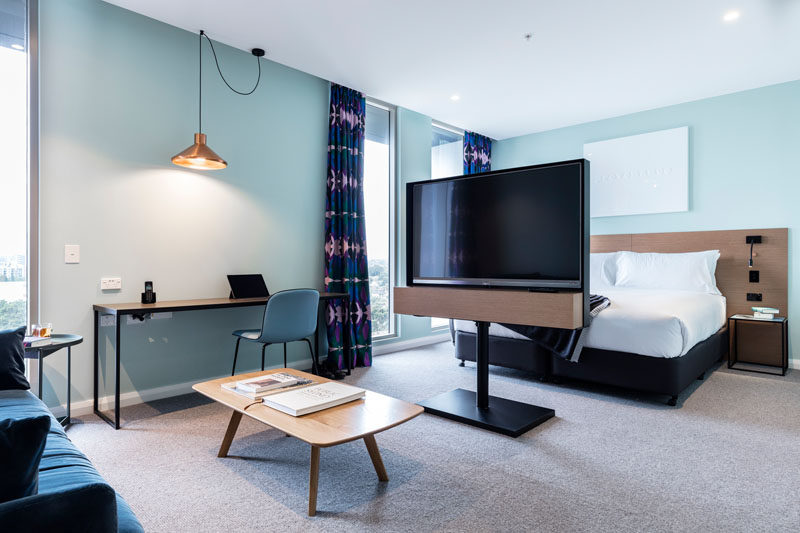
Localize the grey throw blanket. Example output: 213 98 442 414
501 294 610 363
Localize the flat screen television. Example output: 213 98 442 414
407 159 589 290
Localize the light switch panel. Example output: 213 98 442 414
64 244 80 264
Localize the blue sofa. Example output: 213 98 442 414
0 389 144 532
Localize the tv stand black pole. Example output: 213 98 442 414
476 321 489 408
418 320 555 437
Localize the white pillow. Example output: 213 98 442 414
589 252 619 290
614 250 721 295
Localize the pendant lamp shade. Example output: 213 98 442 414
172 30 227 171
171 133 227 170
172 30 262 170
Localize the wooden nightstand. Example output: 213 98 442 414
728 315 788 376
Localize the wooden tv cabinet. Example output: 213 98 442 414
393 286 587 437
394 286 584 329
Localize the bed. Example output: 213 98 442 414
454 288 729 405
452 228 788 405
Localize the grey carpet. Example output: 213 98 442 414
69 342 800 532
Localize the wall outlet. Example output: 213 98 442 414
746 292 763 302
99 315 116 327
64 244 80 264
101 277 122 290
749 270 760 283
151 312 172 320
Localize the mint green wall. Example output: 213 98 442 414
38 0 330 407
494 80 800 364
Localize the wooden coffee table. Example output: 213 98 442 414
192 369 423 516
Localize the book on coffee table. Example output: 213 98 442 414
220 382 278 400
222 375 312 399
236 372 299 392
262 382 366 416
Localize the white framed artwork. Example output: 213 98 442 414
583 126 688 218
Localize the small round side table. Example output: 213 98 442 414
24 333 83 427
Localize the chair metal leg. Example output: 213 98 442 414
261 343 267 371
284 343 287 368
303 338 317 374
231 337 241 376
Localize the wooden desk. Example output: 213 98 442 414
93 297 269 315
93 292 349 429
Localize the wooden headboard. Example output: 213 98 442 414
591 228 788 317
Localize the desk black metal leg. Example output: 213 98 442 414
93 312 123 430
304 338 317 374
345 295 351 375
114 315 121 430
93 311 98 414
313 317 320 375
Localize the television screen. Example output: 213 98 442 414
408 160 587 289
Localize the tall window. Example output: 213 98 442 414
430 124 463 329
363 102 394 338
0 0 29 330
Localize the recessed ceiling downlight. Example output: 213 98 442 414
723 10 741 22
450 94 460 101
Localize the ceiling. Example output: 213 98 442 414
105 0 800 140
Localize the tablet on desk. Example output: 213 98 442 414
227 274 269 299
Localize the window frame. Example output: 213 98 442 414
364 98 397 340
429 121 463 331
28 0 40 325
431 120 464 138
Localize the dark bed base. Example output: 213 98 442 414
454 326 729 405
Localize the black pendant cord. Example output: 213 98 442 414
198 30 202 133
201 30 262 96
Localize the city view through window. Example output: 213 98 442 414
363 103 392 337
0 15 28 331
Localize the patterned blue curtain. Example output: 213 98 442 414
463 131 492 174
324 84 372 369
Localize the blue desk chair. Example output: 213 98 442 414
231 289 320 375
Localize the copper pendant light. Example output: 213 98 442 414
172 133 227 170
172 31 264 170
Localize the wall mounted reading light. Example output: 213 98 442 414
746 235 761 268
172 30 265 170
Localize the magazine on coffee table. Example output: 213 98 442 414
236 372 300 392
262 382 366 416
221 374 313 399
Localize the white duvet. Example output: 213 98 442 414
454 288 727 358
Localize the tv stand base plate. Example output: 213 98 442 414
418 388 555 438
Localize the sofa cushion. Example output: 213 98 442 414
0 326 29 390
0 390 144 532
0 415 51 503
0 482 118 533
